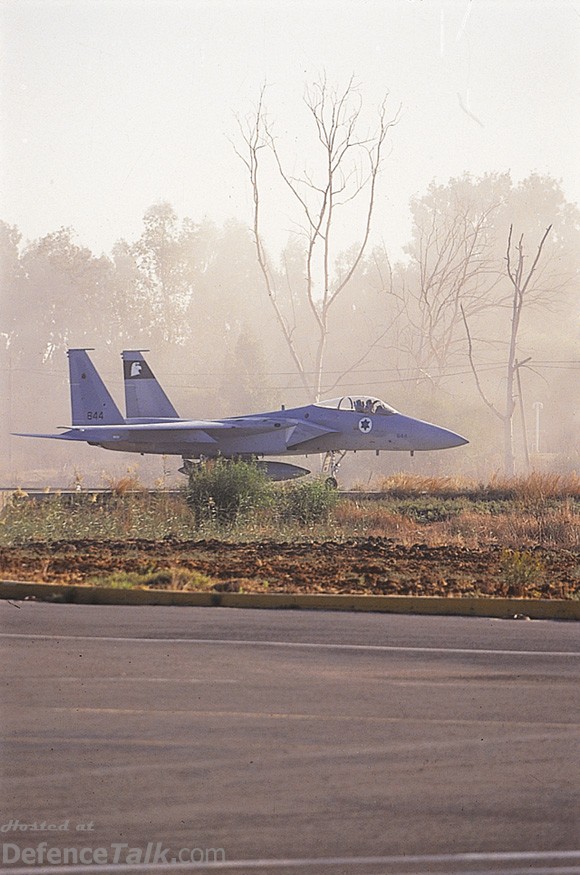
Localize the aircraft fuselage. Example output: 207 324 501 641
85 403 467 458
16 352 468 477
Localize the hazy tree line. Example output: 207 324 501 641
1 167 578 483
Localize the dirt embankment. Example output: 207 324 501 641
0 538 577 599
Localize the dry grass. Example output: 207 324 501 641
102 468 147 496
373 471 580 500
333 501 423 542
489 471 580 500
335 499 579 549
373 473 474 496
485 504 580 549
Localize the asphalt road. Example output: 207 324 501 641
1 603 579 874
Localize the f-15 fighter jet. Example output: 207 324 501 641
16 349 468 483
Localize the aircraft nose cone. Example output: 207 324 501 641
430 426 469 450
448 431 469 448
388 415 468 451
399 415 469 450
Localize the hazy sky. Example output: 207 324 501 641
1 0 579 259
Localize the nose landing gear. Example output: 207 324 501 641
322 450 346 488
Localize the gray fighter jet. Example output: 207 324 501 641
17 349 468 483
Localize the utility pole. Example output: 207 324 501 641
6 347 13 482
533 401 544 454
515 360 530 471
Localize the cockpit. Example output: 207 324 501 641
315 396 397 415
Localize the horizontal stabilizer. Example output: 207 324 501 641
13 432 80 441
14 427 214 445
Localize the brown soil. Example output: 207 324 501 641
0 538 578 599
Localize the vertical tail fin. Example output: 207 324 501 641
68 349 125 426
122 350 179 420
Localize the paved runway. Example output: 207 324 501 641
1 603 579 874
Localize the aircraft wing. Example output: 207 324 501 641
94 418 339 448
14 417 340 450
14 418 300 445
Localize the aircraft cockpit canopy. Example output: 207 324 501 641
316 396 397 416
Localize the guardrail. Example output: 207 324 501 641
2 486 578 510
0 487 382 511
0 487 183 509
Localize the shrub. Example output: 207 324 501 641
279 478 339 524
186 459 273 525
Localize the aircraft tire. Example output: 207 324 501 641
324 476 338 489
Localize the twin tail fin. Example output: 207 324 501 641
68 349 125 426
121 350 179 420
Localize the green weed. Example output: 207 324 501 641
88 568 217 590
278 478 339 524
499 549 547 597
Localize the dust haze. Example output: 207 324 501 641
1 0 578 487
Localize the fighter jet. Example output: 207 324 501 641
16 349 468 483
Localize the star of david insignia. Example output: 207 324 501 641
359 417 372 433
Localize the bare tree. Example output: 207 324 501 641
236 76 400 399
462 224 552 476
